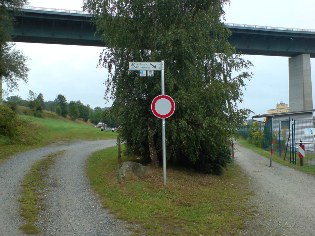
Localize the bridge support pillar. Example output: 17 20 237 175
289 54 313 112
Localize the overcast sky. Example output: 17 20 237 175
5 0 315 115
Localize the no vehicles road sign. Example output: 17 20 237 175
151 95 175 119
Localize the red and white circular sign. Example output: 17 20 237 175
151 95 175 119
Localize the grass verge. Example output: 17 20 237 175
238 139 315 175
19 151 64 234
87 147 255 235
20 115 117 142
0 115 117 164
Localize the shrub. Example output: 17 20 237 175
0 105 19 140
248 122 264 147
0 105 40 144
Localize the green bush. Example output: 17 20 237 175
22 108 33 116
248 122 264 147
0 105 40 144
0 105 19 140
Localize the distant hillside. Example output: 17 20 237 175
0 107 117 163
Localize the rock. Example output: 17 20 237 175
117 161 148 183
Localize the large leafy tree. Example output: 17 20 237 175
76 101 91 122
84 0 252 174
102 107 118 128
5 95 28 110
69 101 80 120
90 106 103 124
55 94 68 118
27 90 44 117
0 0 29 99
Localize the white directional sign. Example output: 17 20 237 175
129 62 163 71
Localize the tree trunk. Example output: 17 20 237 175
117 135 122 165
0 76 3 105
148 125 159 167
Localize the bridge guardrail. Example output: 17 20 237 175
22 5 89 15
225 23 315 33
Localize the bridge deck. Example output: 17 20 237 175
11 8 315 57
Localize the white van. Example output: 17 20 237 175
96 122 104 128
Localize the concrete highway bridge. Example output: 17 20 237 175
10 7 315 112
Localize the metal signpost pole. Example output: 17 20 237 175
129 60 172 186
160 60 167 185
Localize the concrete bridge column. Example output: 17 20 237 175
289 54 313 112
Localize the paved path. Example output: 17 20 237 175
0 140 131 236
236 144 315 236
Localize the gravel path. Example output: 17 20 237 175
236 144 315 236
0 140 131 236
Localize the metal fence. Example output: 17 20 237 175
239 118 315 166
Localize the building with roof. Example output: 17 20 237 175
267 102 289 114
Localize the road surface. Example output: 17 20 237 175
236 144 315 236
0 140 131 236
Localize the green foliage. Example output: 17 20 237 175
90 106 103 124
55 94 68 117
89 107 118 127
56 105 62 116
44 100 57 113
5 95 23 111
0 5 12 44
0 0 29 93
0 43 29 91
68 100 93 122
0 0 27 8
27 90 44 117
68 101 80 120
248 122 264 147
0 0 28 43
36 93 45 110
84 0 252 173
76 101 91 122
0 104 40 144
0 104 18 140
0 0 28 107
103 107 118 127
5 94 96 122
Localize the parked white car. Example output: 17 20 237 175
96 122 104 128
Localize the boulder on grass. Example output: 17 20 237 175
117 161 148 183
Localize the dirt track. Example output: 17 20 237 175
2 140 315 235
236 144 315 236
0 140 130 236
